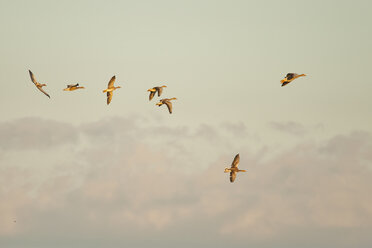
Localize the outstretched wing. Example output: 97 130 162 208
67 83 79 88
281 81 291 87
107 91 113 105
231 154 240 168
158 87 163 97
149 91 155 101
164 101 172 114
29 70 37 85
230 171 236 183
108 76 116 89
286 73 295 80
37 87 50 98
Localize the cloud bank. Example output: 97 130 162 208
0 117 371 248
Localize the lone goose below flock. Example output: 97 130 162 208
224 154 246 183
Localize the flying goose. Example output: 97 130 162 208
63 83 85 91
28 70 50 98
156 98 177 114
224 154 246 183
281 73 306 87
147 85 167 101
102 76 121 105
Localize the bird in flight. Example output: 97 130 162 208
281 73 306 87
28 70 50 98
224 154 246 183
102 76 121 105
147 85 167 101
156 98 177 114
63 83 85 91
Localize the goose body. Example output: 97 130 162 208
63 83 85 91
28 70 50 98
102 76 121 105
281 73 306 87
147 85 167 101
156 97 177 114
224 154 246 183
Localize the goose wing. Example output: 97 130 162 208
107 76 116 89
29 70 38 85
231 154 240 168
37 86 50 98
281 75 291 86
164 100 173 114
286 73 296 80
149 91 156 101
230 171 236 183
107 91 113 105
157 87 164 97
67 83 79 88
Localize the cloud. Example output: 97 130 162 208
0 117 372 248
269 121 307 136
220 132 372 239
0 117 78 150
220 121 249 138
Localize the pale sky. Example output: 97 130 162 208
0 0 372 247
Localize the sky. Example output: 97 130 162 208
0 0 372 247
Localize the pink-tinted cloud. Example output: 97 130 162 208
0 117 78 150
0 117 372 248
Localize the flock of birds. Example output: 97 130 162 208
28 69 306 183
28 70 177 113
